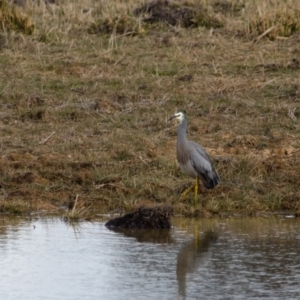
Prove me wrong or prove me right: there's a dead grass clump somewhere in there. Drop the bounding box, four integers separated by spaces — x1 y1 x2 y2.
105 205 173 229
88 13 142 35
133 0 223 29
0 0 34 34
216 154 272 195
11 171 38 183
262 83 300 103
13 0 26 7
20 109 46 121
26 95 45 107
63 194 91 222
249 9 300 40
0 199 33 214
226 135 257 148
281 193 300 211
212 0 244 16
255 59 300 73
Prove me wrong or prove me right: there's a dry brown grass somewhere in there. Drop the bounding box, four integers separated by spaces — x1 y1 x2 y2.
0 0 34 35
0 0 300 216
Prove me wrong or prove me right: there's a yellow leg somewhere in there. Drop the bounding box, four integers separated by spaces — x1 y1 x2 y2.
194 226 199 248
180 177 200 205
194 177 199 205
180 184 194 200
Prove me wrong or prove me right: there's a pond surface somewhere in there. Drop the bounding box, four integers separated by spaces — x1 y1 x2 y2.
1 216 300 299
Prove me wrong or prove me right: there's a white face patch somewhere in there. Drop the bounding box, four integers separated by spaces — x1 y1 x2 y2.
174 112 185 123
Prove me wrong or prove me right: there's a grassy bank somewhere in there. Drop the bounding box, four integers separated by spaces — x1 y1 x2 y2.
0 0 300 217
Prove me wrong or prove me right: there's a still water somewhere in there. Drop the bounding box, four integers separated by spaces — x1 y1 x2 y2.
1 216 300 300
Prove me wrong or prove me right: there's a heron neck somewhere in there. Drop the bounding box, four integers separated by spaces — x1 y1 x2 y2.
178 118 188 143
176 118 189 163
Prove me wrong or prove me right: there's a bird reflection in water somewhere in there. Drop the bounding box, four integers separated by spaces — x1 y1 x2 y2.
107 228 175 244
177 230 218 299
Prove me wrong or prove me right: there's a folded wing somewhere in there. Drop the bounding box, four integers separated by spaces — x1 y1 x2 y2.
188 141 220 189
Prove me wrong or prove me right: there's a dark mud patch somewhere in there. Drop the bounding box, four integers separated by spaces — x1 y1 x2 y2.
253 59 300 72
133 0 223 29
105 205 173 229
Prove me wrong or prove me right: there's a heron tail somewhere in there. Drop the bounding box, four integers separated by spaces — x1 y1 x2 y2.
202 169 220 189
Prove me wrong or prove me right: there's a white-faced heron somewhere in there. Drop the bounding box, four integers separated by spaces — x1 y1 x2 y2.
168 111 220 203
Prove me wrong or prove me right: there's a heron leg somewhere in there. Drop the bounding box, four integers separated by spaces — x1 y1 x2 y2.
194 177 200 205
194 226 199 248
180 184 194 200
180 177 200 204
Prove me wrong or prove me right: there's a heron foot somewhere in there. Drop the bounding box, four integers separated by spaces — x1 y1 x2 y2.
180 184 194 201
180 178 200 206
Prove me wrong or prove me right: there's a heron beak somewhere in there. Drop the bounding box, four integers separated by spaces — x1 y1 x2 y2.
168 115 176 121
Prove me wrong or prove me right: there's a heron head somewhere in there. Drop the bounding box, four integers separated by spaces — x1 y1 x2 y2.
168 111 186 123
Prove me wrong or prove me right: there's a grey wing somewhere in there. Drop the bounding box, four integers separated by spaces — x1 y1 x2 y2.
188 141 213 173
188 141 220 189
